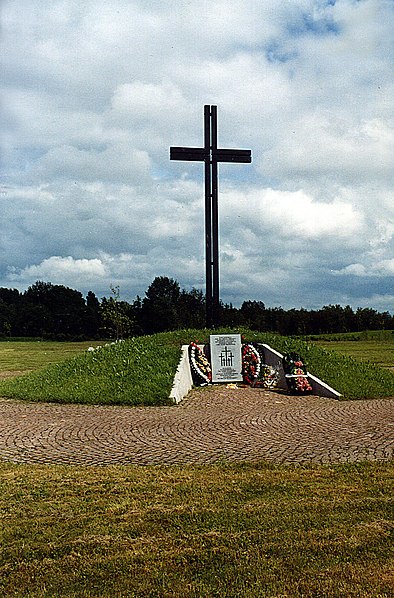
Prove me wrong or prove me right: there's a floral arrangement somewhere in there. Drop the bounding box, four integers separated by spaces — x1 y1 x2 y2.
260 365 279 389
282 352 313 394
188 342 212 386
188 340 279 391
242 343 280 388
242 343 261 385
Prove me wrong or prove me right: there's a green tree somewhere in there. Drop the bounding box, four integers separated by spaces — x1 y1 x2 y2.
23 281 86 338
0 289 20 336
178 288 205 329
84 291 101 338
141 276 181 333
240 300 266 330
100 286 134 340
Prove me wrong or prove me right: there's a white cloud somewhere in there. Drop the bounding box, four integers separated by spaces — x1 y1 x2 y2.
30 144 151 185
334 263 367 277
334 259 394 277
8 256 108 286
1 0 393 312
265 115 394 194
111 81 186 118
222 187 364 240
356 294 394 314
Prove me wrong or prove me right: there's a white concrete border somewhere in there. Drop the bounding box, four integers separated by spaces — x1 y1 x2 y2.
260 343 342 399
170 342 342 403
169 345 193 404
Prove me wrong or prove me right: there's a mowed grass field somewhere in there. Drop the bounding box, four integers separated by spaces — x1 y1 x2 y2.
0 339 104 378
1 461 393 597
309 330 394 371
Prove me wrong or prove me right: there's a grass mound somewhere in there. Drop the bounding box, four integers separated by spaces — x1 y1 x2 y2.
0 335 180 406
0 328 393 404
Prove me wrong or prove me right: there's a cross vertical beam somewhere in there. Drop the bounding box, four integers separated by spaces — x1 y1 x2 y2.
170 105 251 328
204 106 213 327
210 106 220 328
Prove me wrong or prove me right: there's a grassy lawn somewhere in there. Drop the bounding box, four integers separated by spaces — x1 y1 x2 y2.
306 330 394 369
1 329 394 403
1 461 393 598
312 340 393 369
309 332 394 371
0 335 181 406
0 340 104 377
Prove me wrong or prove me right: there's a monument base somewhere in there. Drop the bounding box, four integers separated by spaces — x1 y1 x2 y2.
170 343 342 403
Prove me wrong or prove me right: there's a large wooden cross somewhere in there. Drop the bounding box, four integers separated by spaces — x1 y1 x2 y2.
170 105 252 328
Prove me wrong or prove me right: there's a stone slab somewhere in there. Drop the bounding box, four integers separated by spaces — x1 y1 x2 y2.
210 334 242 383
169 345 192 404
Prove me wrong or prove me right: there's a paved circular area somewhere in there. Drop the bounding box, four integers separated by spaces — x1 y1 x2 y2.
0 387 393 465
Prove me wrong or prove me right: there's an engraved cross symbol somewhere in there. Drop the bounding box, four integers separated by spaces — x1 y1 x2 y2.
220 346 234 367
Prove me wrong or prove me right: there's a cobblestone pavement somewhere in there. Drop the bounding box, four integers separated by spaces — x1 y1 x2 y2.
1 387 393 465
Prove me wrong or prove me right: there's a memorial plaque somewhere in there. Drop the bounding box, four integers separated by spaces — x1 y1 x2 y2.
210 334 242 383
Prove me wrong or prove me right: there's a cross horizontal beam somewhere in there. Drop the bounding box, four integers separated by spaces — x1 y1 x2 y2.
170 147 207 161
170 147 251 164
214 149 251 163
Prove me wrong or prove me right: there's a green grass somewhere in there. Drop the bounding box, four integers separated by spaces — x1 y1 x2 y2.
0 335 181 406
1 461 393 597
0 328 394 404
258 332 394 400
307 330 394 342
307 330 394 371
312 340 394 370
0 340 104 374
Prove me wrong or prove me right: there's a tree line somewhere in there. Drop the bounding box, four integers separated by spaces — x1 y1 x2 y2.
0 277 393 340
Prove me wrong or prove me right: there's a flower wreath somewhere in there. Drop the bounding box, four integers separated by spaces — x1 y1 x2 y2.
260 364 279 389
242 343 261 385
282 352 313 394
188 342 212 386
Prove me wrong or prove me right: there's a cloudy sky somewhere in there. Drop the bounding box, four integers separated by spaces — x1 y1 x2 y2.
1 0 393 312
